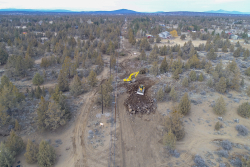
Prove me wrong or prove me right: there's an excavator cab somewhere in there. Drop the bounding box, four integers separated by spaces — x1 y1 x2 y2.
136 84 145 95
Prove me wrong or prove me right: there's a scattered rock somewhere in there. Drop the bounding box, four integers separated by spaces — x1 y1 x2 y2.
218 117 223 121
227 94 232 98
234 119 239 123
200 91 206 95
233 98 240 103
55 139 62 145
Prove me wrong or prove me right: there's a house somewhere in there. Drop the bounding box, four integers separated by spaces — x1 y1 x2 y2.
22 26 27 29
38 20 43 25
230 34 238 40
75 26 78 29
87 19 93 24
41 37 48 43
158 31 171 39
200 29 205 33
49 21 53 24
22 32 27 35
15 26 21 29
248 34 250 38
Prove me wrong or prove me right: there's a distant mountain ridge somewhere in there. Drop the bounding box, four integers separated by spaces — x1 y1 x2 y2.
0 8 250 15
0 8 140 14
205 9 250 15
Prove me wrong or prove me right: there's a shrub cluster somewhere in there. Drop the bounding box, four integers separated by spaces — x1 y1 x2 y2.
235 125 248 136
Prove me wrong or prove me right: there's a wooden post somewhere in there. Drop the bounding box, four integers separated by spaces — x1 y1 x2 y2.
101 84 103 114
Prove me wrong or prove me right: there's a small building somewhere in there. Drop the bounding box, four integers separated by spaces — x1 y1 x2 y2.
248 34 250 38
15 26 21 29
23 32 27 35
87 19 93 24
22 26 27 29
158 31 171 39
230 34 238 40
41 37 48 43
38 20 43 25
200 29 205 33
75 26 78 29
49 21 53 24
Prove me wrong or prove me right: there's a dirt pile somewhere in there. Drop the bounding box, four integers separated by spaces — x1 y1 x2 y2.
124 78 156 114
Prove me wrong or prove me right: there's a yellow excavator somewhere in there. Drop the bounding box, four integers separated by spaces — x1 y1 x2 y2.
123 71 139 82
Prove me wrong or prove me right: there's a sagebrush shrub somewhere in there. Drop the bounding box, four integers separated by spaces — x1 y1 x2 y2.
194 155 208 167
221 140 232 150
235 125 248 136
215 150 229 158
230 157 242 167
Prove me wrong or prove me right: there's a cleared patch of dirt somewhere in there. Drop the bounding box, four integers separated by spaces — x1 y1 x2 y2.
123 78 156 114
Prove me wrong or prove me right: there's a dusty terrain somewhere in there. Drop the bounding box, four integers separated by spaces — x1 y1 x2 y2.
2 27 250 167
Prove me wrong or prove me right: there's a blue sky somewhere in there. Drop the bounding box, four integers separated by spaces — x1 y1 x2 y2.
0 0 249 12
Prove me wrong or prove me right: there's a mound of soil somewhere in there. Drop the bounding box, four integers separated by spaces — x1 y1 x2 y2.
124 78 156 114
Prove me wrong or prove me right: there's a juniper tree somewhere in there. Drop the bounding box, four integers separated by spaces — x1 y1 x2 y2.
24 139 39 164
170 87 177 102
70 75 82 96
160 57 168 74
213 96 226 115
163 129 176 150
189 70 197 81
237 102 250 118
230 45 234 52
139 50 146 60
36 96 48 131
182 77 189 87
5 130 24 156
222 45 228 52
206 48 217 60
45 100 66 130
57 69 69 92
178 93 191 115
198 73 204 82
216 77 227 93
233 48 241 57
88 70 97 87
157 87 165 102
14 119 21 131
150 61 158 76
0 142 15 167
38 140 56 167
32 73 44 86
165 111 185 141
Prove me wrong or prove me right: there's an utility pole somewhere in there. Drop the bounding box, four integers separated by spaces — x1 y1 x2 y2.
101 84 103 114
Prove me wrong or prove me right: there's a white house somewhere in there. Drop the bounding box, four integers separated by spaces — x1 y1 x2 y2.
158 31 171 39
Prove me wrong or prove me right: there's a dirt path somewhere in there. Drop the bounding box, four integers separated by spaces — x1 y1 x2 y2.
116 94 164 167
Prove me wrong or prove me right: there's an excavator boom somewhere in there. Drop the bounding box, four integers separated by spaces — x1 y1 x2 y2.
123 71 139 82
